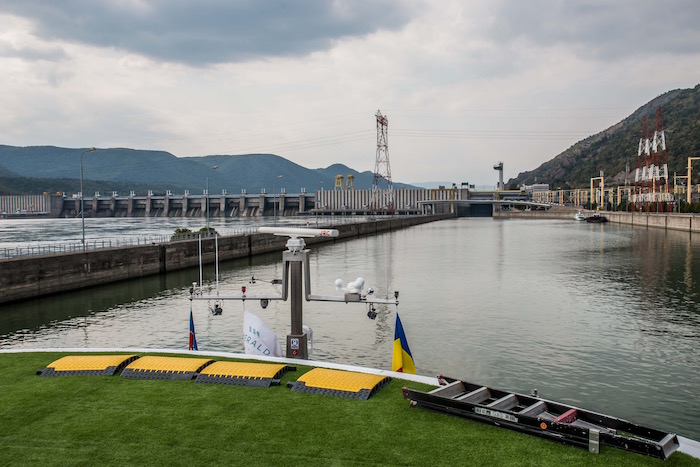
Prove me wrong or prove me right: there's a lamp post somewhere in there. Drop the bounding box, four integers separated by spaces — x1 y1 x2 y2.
274 175 283 226
206 165 218 234
590 175 604 211
320 181 324 216
80 147 96 250
687 157 700 205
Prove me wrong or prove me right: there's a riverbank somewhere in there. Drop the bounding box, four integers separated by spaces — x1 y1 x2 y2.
0 214 451 305
1 349 697 465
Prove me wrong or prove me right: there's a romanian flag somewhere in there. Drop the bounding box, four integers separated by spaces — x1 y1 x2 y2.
392 313 415 374
189 309 198 351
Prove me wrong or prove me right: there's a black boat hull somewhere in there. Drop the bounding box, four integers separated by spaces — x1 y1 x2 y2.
586 215 608 223
402 377 678 459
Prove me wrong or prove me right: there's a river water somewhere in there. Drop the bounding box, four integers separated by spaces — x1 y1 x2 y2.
1 216 699 440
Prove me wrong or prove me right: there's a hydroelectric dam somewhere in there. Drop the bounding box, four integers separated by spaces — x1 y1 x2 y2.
1 187 539 219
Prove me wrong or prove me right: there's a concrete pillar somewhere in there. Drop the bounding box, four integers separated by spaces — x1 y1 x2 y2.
239 196 246 217
164 193 170 216
258 195 265 217
182 195 188 217
49 194 64 217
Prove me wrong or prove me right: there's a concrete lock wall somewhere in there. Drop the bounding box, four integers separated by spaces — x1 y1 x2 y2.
497 208 700 233
0 215 452 304
605 211 700 232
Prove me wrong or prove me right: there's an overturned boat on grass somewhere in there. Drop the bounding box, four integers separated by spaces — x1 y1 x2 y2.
403 376 678 460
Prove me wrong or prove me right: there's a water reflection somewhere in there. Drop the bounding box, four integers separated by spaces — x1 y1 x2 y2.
1 218 700 439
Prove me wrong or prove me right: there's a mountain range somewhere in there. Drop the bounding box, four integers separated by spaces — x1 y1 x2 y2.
0 146 405 196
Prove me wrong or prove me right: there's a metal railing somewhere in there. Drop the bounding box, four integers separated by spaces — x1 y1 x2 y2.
0 227 259 260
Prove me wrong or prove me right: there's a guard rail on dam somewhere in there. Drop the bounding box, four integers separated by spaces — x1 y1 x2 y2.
0 214 452 305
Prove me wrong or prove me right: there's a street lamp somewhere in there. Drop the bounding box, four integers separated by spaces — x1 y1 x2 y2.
590 175 604 211
80 147 96 250
687 157 700 205
319 181 324 215
206 165 218 234
274 175 283 226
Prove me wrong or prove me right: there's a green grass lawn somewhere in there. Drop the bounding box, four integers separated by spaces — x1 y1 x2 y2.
0 352 697 466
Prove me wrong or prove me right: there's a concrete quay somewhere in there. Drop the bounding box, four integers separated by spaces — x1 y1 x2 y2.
495 208 700 233
604 211 700 232
0 214 452 305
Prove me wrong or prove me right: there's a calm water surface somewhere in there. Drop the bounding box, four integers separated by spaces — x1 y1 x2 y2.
1 217 699 439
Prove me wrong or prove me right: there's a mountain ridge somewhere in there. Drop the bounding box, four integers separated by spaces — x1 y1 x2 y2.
0 146 413 195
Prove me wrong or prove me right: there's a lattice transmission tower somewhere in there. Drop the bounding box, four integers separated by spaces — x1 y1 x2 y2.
632 116 651 212
651 107 672 211
371 110 394 214
632 107 671 212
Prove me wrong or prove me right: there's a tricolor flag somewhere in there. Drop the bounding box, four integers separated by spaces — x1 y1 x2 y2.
189 309 198 351
392 313 415 374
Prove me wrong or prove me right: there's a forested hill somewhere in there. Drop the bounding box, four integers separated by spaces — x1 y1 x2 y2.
0 147 409 195
507 84 700 189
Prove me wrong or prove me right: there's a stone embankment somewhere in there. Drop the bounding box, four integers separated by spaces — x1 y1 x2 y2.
495 207 700 232
0 215 452 305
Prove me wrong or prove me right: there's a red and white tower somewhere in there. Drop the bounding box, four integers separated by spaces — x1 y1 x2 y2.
651 107 671 211
633 107 670 212
371 110 394 214
633 116 651 211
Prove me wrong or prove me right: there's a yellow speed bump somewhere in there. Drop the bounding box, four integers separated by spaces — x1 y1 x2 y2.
121 356 213 381
196 361 295 387
37 355 139 377
288 368 391 400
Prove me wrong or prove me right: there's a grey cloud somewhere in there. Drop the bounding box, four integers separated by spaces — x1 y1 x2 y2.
0 40 67 62
1 0 418 66
487 0 700 60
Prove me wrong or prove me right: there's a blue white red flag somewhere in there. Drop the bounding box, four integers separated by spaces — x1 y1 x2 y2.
189 309 198 351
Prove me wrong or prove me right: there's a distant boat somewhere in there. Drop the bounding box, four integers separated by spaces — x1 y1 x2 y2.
586 214 608 223
0 209 49 219
574 211 586 221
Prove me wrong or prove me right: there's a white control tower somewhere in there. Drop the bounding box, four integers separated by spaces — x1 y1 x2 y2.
494 162 504 191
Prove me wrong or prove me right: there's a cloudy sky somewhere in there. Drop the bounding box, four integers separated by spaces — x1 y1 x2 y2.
1 1 699 186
